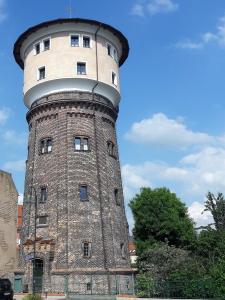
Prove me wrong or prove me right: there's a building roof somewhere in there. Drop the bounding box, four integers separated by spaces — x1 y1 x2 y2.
13 18 129 69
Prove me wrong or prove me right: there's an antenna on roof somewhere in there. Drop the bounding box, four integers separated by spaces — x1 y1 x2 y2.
67 0 73 18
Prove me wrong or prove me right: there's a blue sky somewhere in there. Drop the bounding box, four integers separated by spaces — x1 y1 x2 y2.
2 0 225 229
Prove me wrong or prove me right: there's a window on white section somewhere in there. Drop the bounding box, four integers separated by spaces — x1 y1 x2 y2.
112 72 117 86
34 43 40 55
38 67 45 80
113 48 118 62
71 35 79 47
77 62 86 75
43 39 50 51
107 44 112 56
83 36 90 48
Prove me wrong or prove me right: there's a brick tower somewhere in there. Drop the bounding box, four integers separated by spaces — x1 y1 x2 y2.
14 19 133 294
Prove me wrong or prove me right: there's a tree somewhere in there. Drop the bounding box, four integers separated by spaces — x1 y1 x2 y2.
204 192 225 230
129 187 196 252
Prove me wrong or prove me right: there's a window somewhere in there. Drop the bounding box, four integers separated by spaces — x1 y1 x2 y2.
43 39 50 51
114 188 120 206
38 67 45 80
121 243 126 259
112 72 117 86
40 138 53 154
113 49 118 62
71 35 79 47
107 141 116 157
77 62 86 75
87 283 91 291
35 43 40 55
107 44 112 56
82 241 91 257
74 137 90 151
83 36 90 48
40 187 47 203
37 216 48 226
80 185 88 201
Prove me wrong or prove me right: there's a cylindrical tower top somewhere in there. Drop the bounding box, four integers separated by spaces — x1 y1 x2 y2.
13 18 129 108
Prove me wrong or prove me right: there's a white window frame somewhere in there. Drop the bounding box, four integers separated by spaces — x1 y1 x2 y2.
77 61 87 75
82 35 92 48
70 33 80 47
42 37 51 51
37 66 46 81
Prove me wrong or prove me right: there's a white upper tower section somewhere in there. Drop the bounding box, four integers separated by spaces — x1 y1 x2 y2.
14 18 129 108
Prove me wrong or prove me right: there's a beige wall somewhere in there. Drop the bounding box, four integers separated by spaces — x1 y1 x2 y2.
23 30 120 94
0 171 18 276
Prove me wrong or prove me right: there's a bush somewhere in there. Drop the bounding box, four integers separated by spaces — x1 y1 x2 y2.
22 294 43 300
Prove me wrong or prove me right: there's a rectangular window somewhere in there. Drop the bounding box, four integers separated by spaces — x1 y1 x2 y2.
35 43 40 55
71 35 79 47
38 216 47 225
75 137 81 150
46 139 52 153
80 185 88 201
83 242 91 257
113 49 118 62
107 141 116 157
74 137 90 151
43 39 50 51
77 62 86 75
39 67 45 80
114 188 120 205
41 140 45 154
87 283 91 291
83 36 90 48
107 44 112 56
112 72 117 86
40 187 48 203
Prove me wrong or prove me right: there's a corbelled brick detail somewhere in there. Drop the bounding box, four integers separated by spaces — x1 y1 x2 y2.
21 92 133 293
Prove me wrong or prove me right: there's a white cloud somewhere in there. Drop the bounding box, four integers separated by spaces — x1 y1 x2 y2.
131 3 145 17
2 130 27 145
0 108 10 125
176 14 225 50
175 39 203 50
3 160 25 172
0 0 7 23
131 0 178 17
125 113 215 149
188 201 213 228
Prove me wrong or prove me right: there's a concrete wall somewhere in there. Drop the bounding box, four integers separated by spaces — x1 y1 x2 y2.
0 170 18 276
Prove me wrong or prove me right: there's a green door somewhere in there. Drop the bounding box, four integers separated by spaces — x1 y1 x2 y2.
14 278 22 293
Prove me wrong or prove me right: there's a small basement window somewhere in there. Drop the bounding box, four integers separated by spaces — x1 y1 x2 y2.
77 62 86 75
71 35 79 47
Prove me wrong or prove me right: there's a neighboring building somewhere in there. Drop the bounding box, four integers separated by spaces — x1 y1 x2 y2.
14 18 135 294
128 236 137 265
0 170 18 277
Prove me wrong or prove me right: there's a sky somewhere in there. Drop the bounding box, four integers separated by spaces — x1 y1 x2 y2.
2 0 225 230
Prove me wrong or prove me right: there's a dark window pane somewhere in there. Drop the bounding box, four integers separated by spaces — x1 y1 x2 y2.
77 63 86 75
114 189 119 205
83 37 90 48
87 283 91 291
80 185 88 201
41 140 45 154
35 43 40 54
83 242 89 257
39 67 45 80
38 216 47 225
46 139 52 152
107 44 111 56
71 35 79 47
83 138 89 151
40 187 47 203
44 39 50 51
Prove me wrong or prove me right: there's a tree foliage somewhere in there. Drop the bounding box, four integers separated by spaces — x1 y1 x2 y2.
204 192 225 230
129 187 196 252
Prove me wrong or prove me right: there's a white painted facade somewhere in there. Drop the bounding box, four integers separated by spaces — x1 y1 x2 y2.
17 22 125 108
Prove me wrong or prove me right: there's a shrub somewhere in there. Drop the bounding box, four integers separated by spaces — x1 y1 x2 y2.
22 294 43 300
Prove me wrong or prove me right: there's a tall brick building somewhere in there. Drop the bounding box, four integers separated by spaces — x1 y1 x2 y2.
14 18 134 294
0 170 18 277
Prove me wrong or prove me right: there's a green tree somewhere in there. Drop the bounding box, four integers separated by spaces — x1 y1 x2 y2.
204 192 225 230
129 187 196 253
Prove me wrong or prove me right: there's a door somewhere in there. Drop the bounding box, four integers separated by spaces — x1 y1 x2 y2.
33 259 44 292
